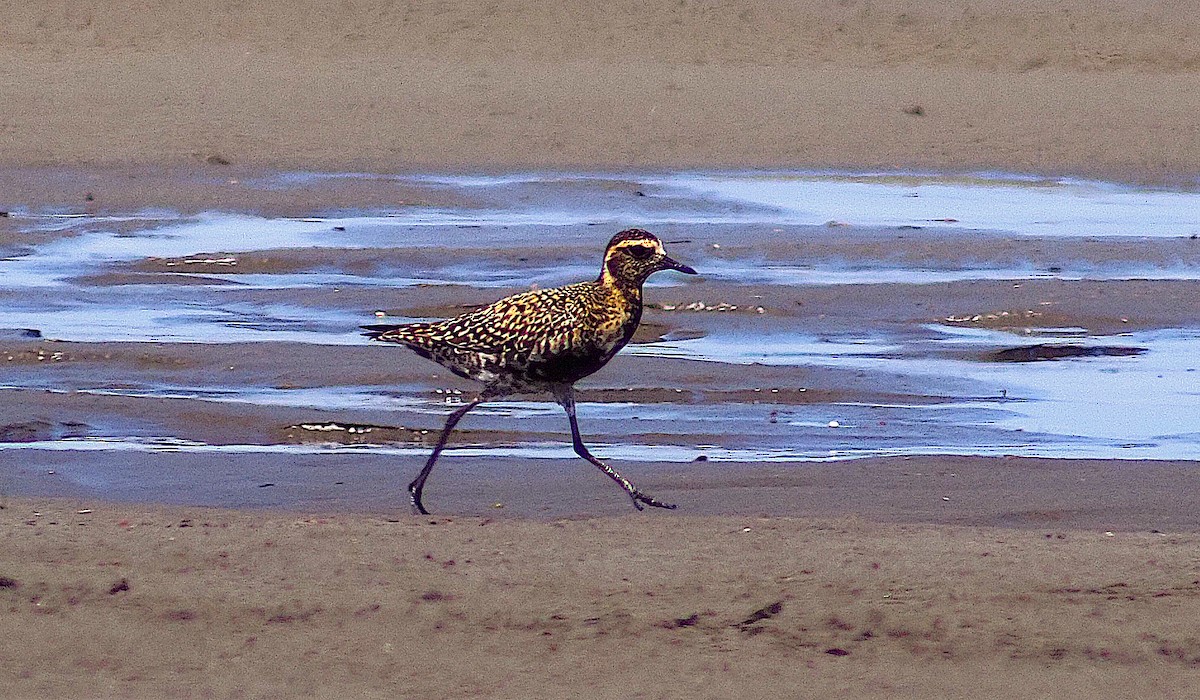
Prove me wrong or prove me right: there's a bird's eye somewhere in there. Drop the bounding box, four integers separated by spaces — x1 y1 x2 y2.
628 245 655 260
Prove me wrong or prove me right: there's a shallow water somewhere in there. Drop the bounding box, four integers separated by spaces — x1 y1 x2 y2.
3 172 1199 464
648 173 1200 237
632 326 1200 460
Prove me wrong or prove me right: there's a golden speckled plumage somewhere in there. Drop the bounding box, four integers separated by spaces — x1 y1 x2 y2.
363 228 697 515
366 280 638 391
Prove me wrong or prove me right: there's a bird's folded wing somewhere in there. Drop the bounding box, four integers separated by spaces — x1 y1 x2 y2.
439 304 585 356
436 287 599 356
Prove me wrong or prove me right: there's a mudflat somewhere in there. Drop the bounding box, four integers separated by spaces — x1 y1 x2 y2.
3 2 1200 698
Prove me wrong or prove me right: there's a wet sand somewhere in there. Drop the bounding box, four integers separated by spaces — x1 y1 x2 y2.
5 188 1200 700
4 1 1200 698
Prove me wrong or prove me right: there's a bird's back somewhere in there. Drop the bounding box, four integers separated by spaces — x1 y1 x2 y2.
364 280 641 390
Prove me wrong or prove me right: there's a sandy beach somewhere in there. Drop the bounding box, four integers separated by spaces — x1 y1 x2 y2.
5 499 1200 699
3 1 1200 698
3 0 1200 188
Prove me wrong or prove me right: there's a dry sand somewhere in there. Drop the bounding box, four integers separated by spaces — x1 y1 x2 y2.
3 0 1200 186
4 499 1200 700
3 1 1200 698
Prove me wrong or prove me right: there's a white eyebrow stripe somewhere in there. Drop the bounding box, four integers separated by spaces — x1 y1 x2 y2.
612 240 660 252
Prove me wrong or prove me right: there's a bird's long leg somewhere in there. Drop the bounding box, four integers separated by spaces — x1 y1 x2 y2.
409 396 486 515
553 385 676 511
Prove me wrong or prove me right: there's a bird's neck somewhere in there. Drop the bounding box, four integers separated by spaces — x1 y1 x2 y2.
594 271 644 350
600 258 648 293
598 265 644 306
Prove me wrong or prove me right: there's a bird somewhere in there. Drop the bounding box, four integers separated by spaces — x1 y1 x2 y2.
362 228 697 515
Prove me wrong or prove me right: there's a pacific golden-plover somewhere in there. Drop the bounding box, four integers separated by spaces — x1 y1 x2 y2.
362 228 697 514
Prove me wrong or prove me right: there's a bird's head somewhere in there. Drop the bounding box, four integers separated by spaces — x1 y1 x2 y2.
599 228 697 288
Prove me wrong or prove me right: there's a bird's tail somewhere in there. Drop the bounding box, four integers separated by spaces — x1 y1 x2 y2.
361 323 407 341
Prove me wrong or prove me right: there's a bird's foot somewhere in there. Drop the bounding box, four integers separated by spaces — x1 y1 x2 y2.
409 485 431 515
631 490 677 511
